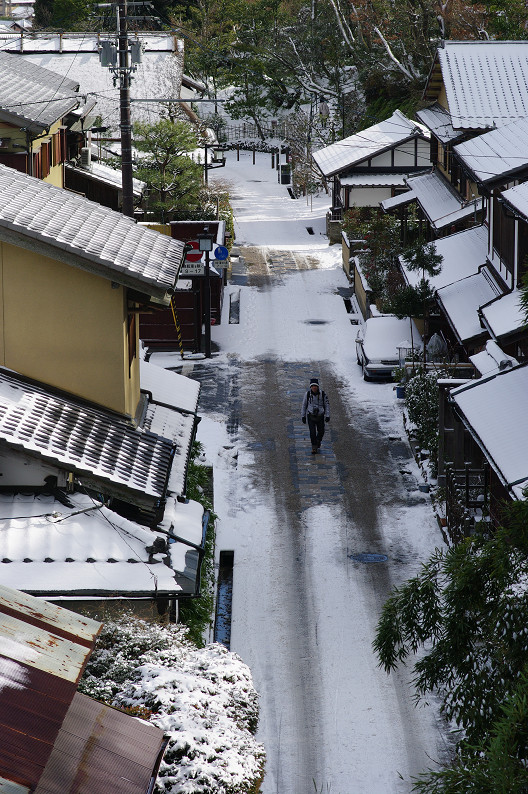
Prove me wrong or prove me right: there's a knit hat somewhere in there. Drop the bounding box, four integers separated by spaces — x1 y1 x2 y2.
309 378 319 387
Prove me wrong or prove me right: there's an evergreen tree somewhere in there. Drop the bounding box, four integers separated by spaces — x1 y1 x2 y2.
373 499 528 785
133 119 203 222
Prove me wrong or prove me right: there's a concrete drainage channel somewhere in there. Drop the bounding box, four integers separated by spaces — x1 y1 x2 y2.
214 550 234 649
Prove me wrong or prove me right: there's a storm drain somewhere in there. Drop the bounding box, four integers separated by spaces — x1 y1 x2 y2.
214 551 234 649
306 226 315 235
348 552 388 563
304 319 329 325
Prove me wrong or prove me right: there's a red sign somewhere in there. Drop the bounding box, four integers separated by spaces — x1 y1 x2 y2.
185 240 203 263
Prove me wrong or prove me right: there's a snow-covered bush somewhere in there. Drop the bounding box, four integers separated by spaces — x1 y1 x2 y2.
80 615 265 794
404 369 440 476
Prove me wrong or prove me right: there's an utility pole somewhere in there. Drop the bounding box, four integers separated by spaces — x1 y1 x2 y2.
118 0 134 217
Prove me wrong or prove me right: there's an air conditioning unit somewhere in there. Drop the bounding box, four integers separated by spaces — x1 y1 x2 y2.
81 147 91 168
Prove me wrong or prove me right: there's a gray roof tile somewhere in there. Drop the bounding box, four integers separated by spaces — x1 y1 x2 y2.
0 369 175 499
0 50 79 128
0 165 184 295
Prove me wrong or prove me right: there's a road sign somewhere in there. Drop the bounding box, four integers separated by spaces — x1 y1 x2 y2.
185 240 203 263
214 245 229 261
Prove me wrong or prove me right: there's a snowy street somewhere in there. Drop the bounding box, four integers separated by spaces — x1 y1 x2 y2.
152 151 449 793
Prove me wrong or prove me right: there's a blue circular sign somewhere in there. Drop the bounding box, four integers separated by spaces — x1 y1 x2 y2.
214 245 229 261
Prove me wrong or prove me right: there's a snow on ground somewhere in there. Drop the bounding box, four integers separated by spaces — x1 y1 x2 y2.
155 149 449 792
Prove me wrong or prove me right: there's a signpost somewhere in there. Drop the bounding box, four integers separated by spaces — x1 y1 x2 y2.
180 240 204 277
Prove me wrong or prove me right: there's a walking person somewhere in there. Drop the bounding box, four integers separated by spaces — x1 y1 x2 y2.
301 377 330 454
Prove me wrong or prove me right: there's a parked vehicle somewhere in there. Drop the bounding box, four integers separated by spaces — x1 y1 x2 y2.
355 316 422 381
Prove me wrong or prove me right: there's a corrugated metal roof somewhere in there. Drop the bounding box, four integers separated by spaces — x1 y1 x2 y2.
0 368 175 500
0 493 191 597
0 584 101 791
416 103 463 144
439 41 528 130
454 117 528 184
34 692 166 794
313 110 428 177
0 165 184 299
450 363 528 498
405 170 481 230
0 50 78 130
0 584 101 646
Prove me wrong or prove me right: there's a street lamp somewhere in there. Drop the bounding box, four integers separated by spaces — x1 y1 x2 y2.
198 229 215 358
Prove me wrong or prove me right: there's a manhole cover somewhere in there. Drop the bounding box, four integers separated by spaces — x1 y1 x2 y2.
304 319 328 325
348 553 388 563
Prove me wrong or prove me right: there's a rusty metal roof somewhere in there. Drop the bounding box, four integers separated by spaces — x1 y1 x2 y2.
0 584 101 648
34 692 166 794
0 585 102 792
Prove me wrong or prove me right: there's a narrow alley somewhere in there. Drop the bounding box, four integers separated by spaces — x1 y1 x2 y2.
171 152 450 793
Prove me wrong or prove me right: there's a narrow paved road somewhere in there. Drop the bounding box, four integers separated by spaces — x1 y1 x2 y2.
191 247 448 793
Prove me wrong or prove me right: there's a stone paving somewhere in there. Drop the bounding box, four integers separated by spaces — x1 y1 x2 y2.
283 361 345 506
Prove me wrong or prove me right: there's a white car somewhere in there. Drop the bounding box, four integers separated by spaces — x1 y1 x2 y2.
355 315 422 381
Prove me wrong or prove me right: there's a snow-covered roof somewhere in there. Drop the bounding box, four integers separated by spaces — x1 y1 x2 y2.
312 110 428 177
500 180 528 220
380 189 417 211
65 161 145 197
470 340 518 378
0 164 184 300
0 33 185 133
450 363 528 499
436 267 502 343
141 358 200 414
0 492 201 595
436 41 528 130
405 170 481 230
0 49 79 131
454 118 528 185
480 289 526 340
0 368 176 501
339 173 409 188
415 102 463 144
400 225 488 291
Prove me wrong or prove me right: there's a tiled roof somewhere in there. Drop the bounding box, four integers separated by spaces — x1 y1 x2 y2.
312 110 428 177
454 118 528 184
450 363 528 500
0 50 79 129
0 33 185 134
438 41 528 130
0 164 184 298
416 103 463 144
405 170 481 230
0 493 199 595
144 403 195 496
0 368 175 500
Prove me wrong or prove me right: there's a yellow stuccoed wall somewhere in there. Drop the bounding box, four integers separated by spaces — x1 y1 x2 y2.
0 242 141 417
